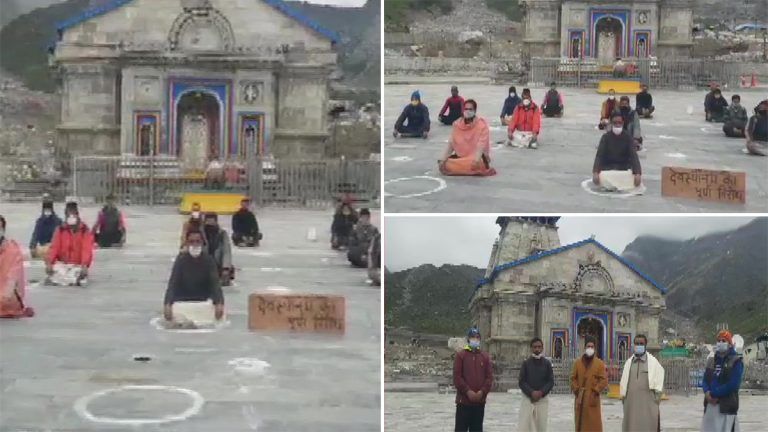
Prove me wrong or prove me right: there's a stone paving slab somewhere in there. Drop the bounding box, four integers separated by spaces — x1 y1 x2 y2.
384 84 768 213
0 204 381 431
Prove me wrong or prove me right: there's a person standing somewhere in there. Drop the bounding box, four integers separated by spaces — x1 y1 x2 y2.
701 330 744 432
570 337 607 432
620 334 664 432
518 337 554 432
453 327 493 432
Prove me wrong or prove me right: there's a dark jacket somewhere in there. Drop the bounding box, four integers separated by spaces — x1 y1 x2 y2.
500 94 522 118
232 208 259 235
395 103 431 132
724 105 749 126
748 113 768 141
518 356 555 400
593 130 642 174
702 349 743 415
706 95 728 115
453 347 493 406
164 252 224 305
332 213 358 237
635 91 653 109
29 213 62 248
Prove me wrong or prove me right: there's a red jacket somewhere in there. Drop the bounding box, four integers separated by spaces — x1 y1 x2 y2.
47 223 94 267
453 347 494 405
508 103 541 134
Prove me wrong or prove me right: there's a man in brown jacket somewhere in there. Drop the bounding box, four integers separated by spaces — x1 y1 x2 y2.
453 327 493 432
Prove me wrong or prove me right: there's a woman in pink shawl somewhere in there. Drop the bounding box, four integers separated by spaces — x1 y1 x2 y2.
0 215 34 318
438 99 496 176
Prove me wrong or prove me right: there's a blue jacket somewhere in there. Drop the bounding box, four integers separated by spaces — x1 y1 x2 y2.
29 213 62 248
501 95 521 118
701 348 743 398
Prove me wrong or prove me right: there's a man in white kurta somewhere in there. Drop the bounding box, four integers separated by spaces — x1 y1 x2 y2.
620 334 664 432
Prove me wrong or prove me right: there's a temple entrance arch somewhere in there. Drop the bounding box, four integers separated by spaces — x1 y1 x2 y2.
594 16 624 63
577 316 605 359
175 90 221 172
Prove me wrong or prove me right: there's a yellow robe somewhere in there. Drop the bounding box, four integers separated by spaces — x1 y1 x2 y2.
570 356 608 432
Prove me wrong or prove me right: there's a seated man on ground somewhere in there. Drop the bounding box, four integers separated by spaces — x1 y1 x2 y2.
705 88 728 123
618 96 643 151
93 193 126 248
29 198 61 259
723 94 749 138
393 91 430 138
541 82 564 118
439 99 496 176
331 200 358 250
635 84 655 118
746 99 768 156
347 209 379 269
46 202 94 286
231 198 261 247
598 89 618 130
368 232 381 286
180 202 207 250
438 85 465 126
500 86 521 126
508 89 542 149
592 112 642 191
0 215 35 318
203 213 234 287
163 230 224 328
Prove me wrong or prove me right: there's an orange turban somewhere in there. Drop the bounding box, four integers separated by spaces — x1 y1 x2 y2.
717 330 733 345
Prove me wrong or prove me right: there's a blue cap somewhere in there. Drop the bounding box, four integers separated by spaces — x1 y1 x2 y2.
411 90 421 101
467 327 480 338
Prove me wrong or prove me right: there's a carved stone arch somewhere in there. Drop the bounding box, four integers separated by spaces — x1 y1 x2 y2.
573 263 615 294
169 2 235 52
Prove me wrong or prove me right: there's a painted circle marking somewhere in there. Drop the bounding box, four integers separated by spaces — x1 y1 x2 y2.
265 286 292 292
383 176 447 199
73 385 204 426
580 179 646 198
149 317 231 333
390 156 413 162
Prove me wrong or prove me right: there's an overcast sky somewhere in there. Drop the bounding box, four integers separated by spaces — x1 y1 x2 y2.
384 216 759 271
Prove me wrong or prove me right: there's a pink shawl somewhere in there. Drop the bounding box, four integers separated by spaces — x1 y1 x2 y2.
450 117 490 158
0 239 30 318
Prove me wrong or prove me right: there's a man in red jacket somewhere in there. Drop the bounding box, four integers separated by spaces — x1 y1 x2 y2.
453 327 493 432
46 202 94 286
507 88 542 149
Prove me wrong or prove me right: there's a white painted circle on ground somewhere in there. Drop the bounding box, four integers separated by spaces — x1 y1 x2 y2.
149 317 231 333
700 126 720 135
665 152 687 158
658 135 680 140
73 385 204 426
260 267 282 272
383 176 447 199
228 358 271 377
265 286 292 292
387 143 417 149
580 179 646 198
390 156 413 162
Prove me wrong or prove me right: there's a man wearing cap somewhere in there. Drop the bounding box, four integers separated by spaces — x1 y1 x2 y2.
347 208 379 268
46 202 94 286
93 193 126 248
393 91 431 139
541 82 564 118
231 198 261 247
1 215 35 318
620 334 664 432
453 327 493 432
438 86 465 126
701 330 744 432
202 213 234 286
29 197 61 259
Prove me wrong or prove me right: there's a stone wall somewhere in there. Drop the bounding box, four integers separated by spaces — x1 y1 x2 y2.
384 57 498 76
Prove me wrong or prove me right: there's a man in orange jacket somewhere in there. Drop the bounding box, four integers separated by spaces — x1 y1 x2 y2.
507 88 542 149
46 202 94 286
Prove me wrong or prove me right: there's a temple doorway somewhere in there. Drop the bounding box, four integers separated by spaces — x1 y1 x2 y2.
176 91 220 172
595 16 623 63
577 316 605 359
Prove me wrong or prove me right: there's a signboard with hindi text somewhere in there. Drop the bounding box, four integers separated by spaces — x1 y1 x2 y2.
661 167 746 204
248 293 345 334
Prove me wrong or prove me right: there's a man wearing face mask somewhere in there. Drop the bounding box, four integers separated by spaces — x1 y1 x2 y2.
508 88 541 149
202 213 233 286
46 202 94 286
745 99 768 156
29 198 61 259
393 91 431 139
518 337 554 432
541 82 564 118
500 85 521 125
620 334 664 432
453 327 493 432
439 85 465 126
598 89 618 130
618 96 643 150
570 337 607 432
180 202 207 250
701 330 744 432
592 112 642 191
705 89 729 123
231 198 261 247
331 199 358 250
722 95 748 138
439 99 496 176
163 230 225 326
635 84 655 119
347 208 379 268
0 215 35 318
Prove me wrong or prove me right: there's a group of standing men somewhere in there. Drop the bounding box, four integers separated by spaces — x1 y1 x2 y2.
453 328 744 432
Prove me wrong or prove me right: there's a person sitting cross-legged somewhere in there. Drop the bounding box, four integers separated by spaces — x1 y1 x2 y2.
598 89 618 130
705 88 729 123
439 99 496 176
163 230 225 328
508 89 542 149
393 91 431 139
618 96 643 151
592 112 643 192
331 200 358 250
231 198 261 247
202 213 234 287
635 84 655 119
438 85 465 126
368 233 381 287
0 215 35 318
29 198 61 259
723 94 749 138
46 202 94 286
347 209 379 269
746 99 768 156
541 82 564 118
93 193 126 248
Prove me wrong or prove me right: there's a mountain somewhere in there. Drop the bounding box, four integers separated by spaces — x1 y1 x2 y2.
622 218 768 340
385 264 485 336
0 0 379 92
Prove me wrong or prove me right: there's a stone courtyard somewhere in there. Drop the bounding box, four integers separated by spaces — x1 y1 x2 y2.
384 83 768 213
0 203 380 431
385 391 768 432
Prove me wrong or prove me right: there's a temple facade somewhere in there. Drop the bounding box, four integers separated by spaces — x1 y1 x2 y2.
52 0 339 168
521 0 695 61
470 217 666 363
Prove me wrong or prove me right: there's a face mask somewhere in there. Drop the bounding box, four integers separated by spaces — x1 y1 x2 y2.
463 110 476 119
608 95 615 100
523 99 531 107
714 95 721 99
532 353 543 359
585 348 595 357
732 102 740 107
716 342 729 353
510 92 516 97
469 340 480 349
612 126 623 135
43 210 52 217
67 216 77 225
191 211 200 219
189 246 203 257
634 345 646 356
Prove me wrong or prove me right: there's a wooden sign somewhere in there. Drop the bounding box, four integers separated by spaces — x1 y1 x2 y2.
661 167 746 204
248 293 345 334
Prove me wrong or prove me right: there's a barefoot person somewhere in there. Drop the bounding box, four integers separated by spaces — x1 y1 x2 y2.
0 215 35 318
46 202 94 286
593 112 642 191
439 99 496 176
571 337 607 432
393 91 431 138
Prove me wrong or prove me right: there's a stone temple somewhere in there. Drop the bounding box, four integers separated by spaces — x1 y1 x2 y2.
51 0 339 167
470 217 666 363
521 0 695 61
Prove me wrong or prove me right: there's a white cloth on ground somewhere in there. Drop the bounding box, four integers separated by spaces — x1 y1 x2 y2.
509 131 535 148
172 300 217 326
50 263 83 286
701 402 740 432
518 395 549 432
599 170 636 192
